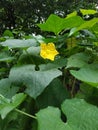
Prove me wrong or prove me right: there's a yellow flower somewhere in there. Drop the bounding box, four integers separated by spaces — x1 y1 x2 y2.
40 42 59 61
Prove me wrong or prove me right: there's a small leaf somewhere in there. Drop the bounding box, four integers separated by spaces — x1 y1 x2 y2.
66 11 77 18
3 30 14 38
80 9 97 15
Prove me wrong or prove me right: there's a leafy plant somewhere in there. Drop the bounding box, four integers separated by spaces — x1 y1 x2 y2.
0 9 98 129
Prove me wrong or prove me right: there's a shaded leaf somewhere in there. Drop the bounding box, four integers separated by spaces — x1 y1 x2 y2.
0 93 26 119
36 78 69 109
0 52 15 62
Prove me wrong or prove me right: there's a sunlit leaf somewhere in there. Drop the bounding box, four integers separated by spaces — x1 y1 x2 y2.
37 14 84 35
80 9 97 15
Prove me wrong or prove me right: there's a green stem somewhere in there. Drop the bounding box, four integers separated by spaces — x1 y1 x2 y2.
15 108 37 120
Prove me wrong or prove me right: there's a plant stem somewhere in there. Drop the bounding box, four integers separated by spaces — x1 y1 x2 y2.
15 108 37 120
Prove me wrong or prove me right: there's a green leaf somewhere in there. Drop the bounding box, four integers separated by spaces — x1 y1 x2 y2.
69 18 98 36
0 52 15 62
62 98 98 130
66 52 90 68
63 16 84 30
66 11 77 18
0 78 19 98
77 18 98 30
18 46 45 65
0 111 19 130
9 64 62 98
3 30 14 38
36 78 69 109
76 83 98 106
36 107 69 130
36 98 98 130
0 93 26 119
0 39 38 48
37 14 65 35
80 9 97 15
70 64 98 87
92 23 98 34
37 14 84 35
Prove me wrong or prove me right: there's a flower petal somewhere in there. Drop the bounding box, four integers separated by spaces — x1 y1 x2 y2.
40 43 59 61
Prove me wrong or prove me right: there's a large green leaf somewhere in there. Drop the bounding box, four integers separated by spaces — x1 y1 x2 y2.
0 93 26 119
0 39 38 48
62 98 98 130
37 14 84 35
70 64 98 87
36 98 98 130
9 63 62 98
37 14 65 35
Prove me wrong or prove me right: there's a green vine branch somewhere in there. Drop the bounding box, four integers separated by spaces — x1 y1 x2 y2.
15 108 37 120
